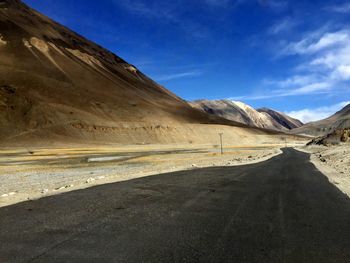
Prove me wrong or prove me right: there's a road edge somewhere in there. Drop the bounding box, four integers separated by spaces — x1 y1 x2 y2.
294 147 350 198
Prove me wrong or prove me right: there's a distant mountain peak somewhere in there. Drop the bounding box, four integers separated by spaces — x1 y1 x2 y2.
190 99 303 131
292 103 350 137
257 108 303 130
337 103 350 116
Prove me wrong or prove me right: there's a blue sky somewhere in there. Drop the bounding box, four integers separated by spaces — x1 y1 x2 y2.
23 0 350 122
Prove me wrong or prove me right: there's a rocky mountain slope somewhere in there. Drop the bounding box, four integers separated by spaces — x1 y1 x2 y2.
292 104 350 137
257 108 303 130
307 128 350 145
190 100 303 131
0 0 260 146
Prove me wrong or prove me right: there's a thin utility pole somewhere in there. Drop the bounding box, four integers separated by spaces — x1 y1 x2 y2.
219 133 223 155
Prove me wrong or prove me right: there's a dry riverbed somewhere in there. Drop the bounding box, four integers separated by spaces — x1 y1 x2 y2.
0 144 284 207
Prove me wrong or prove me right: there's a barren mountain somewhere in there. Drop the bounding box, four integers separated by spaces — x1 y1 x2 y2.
190 100 302 131
0 0 260 146
306 128 350 145
257 108 303 130
292 104 350 137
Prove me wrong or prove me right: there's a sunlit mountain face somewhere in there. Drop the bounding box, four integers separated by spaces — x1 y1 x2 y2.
23 0 350 119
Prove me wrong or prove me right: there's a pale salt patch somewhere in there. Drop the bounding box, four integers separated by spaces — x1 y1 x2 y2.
87 156 126 163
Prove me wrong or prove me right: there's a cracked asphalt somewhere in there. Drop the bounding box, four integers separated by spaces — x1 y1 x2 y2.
1 148 350 262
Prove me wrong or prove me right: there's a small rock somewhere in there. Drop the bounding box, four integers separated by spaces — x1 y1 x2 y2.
97 176 105 180
320 157 326 162
54 186 65 191
41 189 49 194
8 192 16 196
1 194 8 197
86 178 95 183
65 184 74 188
191 164 197 168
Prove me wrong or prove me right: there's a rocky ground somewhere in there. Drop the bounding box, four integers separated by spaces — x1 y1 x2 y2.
0 143 287 207
297 144 350 197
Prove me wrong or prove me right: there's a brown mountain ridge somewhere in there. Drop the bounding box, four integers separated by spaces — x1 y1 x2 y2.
1 0 286 146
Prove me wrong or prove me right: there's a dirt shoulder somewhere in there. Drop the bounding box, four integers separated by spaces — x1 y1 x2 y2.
296 144 350 197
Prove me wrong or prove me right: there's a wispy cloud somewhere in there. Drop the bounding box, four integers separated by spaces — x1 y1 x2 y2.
207 0 289 9
205 0 232 7
114 0 173 19
237 27 350 101
268 17 298 35
258 0 289 11
282 29 350 82
327 2 350 13
155 71 202 81
282 30 350 55
113 0 211 40
286 101 350 123
229 81 332 101
263 75 317 88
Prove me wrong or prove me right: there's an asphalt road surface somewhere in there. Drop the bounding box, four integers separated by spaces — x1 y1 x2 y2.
1 148 350 263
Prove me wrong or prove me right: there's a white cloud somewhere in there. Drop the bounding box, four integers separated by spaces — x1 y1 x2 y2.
268 17 298 35
155 71 202 81
229 94 276 100
328 3 350 13
283 30 350 55
234 76 332 101
264 75 317 88
336 64 350 79
280 82 331 95
245 28 350 101
286 101 350 123
114 0 177 19
308 44 350 81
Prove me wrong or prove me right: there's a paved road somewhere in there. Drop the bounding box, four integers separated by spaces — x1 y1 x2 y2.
1 148 350 263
